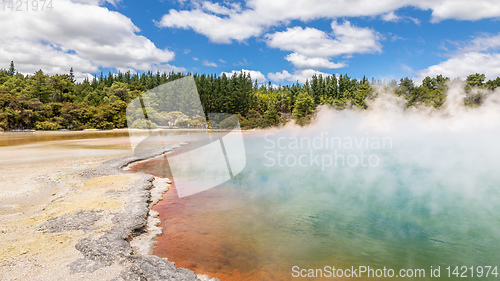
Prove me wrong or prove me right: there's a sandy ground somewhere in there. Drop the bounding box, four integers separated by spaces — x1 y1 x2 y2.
0 135 215 281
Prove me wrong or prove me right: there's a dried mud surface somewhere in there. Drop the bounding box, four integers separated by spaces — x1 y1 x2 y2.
0 138 217 281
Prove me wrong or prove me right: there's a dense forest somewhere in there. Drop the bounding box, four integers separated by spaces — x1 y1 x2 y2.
1 61 500 131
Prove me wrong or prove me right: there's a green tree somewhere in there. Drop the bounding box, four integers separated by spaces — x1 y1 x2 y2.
292 91 315 119
0 70 9 85
69 67 75 84
1 74 28 96
464 73 487 106
245 109 264 128
7 61 16 77
466 73 486 88
49 74 72 102
263 107 280 127
352 82 372 109
30 70 52 102
485 77 500 91
324 75 338 100
107 82 131 103
397 77 415 96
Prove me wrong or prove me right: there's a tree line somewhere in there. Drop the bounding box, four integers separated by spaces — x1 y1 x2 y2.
1 61 499 131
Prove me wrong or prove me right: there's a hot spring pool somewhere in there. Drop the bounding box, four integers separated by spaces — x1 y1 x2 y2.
129 107 500 280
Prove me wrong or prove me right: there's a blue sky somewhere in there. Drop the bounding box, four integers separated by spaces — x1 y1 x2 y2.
2 0 500 84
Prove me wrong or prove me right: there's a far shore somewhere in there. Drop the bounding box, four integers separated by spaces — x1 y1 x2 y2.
0 128 251 148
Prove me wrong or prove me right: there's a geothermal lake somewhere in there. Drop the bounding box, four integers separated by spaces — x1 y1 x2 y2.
130 105 500 280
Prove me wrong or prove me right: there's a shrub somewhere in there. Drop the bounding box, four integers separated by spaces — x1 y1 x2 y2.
35 121 62 131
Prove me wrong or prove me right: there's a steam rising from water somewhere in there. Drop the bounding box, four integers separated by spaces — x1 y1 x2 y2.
151 81 500 280
240 82 500 270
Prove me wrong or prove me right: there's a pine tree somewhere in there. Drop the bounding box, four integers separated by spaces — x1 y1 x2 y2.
292 91 315 119
7 61 16 77
310 74 319 103
69 67 75 83
31 70 52 102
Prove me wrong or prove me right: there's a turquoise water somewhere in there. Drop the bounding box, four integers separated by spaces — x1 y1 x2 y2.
228 129 500 279
142 108 500 280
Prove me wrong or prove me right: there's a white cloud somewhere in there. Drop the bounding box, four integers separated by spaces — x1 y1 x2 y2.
0 39 97 75
156 8 263 43
416 33 500 82
410 17 421 25
268 69 331 83
382 11 400 22
265 21 381 69
285 54 346 69
193 57 199 61
462 33 500 52
115 67 138 74
149 64 187 74
157 0 500 43
201 1 241 15
203 60 218 67
414 0 500 23
221 69 267 83
381 11 420 24
0 0 182 80
266 21 381 58
268 70 294 82
416 52 500 82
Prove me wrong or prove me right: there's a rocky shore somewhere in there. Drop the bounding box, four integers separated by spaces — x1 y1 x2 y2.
0 138 217 281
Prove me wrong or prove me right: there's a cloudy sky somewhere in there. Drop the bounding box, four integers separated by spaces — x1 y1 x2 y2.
1 0 500 83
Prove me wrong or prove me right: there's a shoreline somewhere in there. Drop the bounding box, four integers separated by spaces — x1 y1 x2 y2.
0 137 218 281
79 147 218 280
